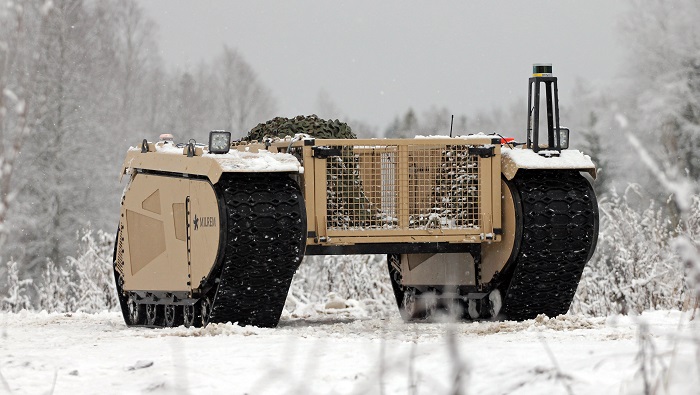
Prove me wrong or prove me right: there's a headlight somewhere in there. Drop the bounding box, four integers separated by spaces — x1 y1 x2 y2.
559 128 570 150
208 130 231 154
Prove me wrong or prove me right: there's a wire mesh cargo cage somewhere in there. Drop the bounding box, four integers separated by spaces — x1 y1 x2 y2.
279 137 502 245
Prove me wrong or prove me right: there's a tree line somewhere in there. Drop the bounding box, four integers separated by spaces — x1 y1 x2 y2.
0 0 276 283
1 0 699 311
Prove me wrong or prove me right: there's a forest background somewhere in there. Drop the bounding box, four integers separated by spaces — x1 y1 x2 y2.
0 0 699 317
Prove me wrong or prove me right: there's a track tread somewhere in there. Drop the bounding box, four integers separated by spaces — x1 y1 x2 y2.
208 174 306 327
502 170 597 320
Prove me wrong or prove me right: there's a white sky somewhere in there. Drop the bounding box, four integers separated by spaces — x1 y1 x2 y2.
142 1 627 129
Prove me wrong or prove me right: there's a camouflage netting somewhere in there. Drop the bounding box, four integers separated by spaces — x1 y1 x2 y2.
245 114 356 141
325 152 381 229
248 115 378 229
417 147 480 228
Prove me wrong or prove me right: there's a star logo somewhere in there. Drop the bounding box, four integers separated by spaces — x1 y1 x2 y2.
193 214 199 230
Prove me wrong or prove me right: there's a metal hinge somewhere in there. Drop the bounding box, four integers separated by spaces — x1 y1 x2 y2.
312 146 342 159
468 146 495 158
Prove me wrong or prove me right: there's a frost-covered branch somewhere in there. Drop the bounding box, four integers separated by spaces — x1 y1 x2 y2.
628 135 700 299
571 186 695 316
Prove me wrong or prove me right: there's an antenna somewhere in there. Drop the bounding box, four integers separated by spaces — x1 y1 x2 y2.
449 114 454 138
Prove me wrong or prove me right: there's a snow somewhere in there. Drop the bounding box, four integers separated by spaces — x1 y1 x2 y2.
615 113 629 129
1 309 698 394
414 133 495 141
207 150 301 173
13 99 24 114
40 0 54 16
132 142 303 173
0 161 9 176
414 134 453 139
501 147 596 180
2 88 18 103
501 147 595 169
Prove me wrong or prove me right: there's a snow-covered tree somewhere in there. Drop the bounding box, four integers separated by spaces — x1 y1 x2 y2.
563 79 629 197
0 2 47 254
384 99 526 140
621 0 700 181
314 89 379 138
7 0 115 273
385 108 419 138
214 46 277 134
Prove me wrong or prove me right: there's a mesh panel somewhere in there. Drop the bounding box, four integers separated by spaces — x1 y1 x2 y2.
289 146 304 165
325 144 480 231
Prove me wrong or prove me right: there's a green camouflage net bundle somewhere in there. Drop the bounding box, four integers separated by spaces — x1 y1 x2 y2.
245 114 356 141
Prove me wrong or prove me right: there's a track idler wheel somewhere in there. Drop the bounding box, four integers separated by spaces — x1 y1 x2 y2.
183 304 198 328
387 254 437 321
200 296 212 327
127 295 145 325
164 305 182 327
401 288 436 320
467 299 480 320
145 304 161 326
488 289 503 318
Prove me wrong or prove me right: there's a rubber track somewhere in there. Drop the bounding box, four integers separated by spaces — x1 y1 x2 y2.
208 174 306 327
501 170 598 320
112 227 131 325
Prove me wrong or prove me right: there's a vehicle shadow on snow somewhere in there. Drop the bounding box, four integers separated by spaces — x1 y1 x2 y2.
278 317 362 327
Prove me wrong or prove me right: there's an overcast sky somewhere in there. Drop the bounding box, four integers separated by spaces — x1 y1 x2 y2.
142 1 627 130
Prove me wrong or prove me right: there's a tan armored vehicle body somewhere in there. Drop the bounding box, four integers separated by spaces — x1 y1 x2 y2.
113 65 599 327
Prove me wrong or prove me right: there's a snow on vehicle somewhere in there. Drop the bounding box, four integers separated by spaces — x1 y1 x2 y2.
112 64 598 327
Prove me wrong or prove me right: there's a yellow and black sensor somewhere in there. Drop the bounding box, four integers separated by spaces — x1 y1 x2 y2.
532 63 553 77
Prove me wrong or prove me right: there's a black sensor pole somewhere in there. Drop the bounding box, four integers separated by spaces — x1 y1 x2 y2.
527 63 561 153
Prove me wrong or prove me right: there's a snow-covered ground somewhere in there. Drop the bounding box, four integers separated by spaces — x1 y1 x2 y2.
1 307 698 394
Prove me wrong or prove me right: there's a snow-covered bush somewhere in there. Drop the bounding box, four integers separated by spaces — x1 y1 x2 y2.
0 259 33 312
572 187 696 316
676 195 700 299
35 229 118 313
67 229 120 312
288 255 396 318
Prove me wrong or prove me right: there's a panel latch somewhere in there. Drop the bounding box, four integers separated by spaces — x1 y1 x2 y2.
468 146 495 158
312 146 342 159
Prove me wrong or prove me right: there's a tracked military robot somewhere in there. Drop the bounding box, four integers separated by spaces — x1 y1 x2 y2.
113 64 598 327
